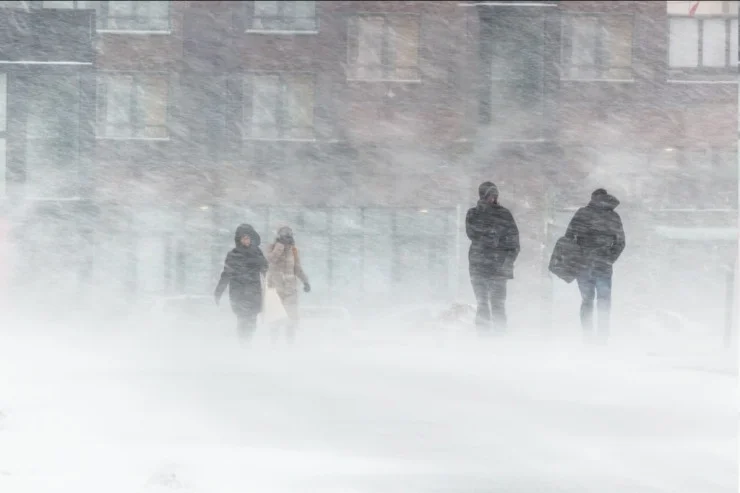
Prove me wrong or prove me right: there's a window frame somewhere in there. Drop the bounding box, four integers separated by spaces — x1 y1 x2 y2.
483 12 546 141
667 14 738 81
41 1 87 8
0 73 5 199
0 1 33 8
560 13 636 82
0 73 6 136
94 1 171 34
346 12 422 83
242 71 317 142
245 1 318 34
96 71 171 141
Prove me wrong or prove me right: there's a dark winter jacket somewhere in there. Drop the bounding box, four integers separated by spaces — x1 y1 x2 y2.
565 192 625 276
214 224 268 318
466 200 520 279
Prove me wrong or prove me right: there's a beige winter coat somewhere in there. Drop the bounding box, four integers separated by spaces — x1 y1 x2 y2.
266 242 309 295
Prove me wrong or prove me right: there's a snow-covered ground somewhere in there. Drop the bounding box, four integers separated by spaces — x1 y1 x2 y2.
0 316 736 493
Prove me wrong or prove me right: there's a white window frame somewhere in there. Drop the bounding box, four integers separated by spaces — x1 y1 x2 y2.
668 14 738 82
41 1 86 8
0 1 31 9
61 1 172 34
560 14 635 82
242 72 317 142
246 1 318 34
346 13 422 83
96 72 171 141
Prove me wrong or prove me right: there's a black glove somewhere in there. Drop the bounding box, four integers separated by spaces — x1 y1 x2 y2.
303 283 311 293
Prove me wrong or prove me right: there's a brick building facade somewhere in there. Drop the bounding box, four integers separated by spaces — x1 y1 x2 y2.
0 1 736 324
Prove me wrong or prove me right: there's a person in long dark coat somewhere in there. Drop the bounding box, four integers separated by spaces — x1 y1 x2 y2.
466 182 520 332
565 188 626 340
215 224 268 341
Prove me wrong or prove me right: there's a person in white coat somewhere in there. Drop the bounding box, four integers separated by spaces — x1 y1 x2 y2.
266 226 310 342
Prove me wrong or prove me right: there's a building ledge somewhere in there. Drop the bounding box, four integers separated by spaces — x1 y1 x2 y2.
245 29 318 35
346 78 422 84
96 137 170 142
98 30 171 35
561 78 635 83
667 79 738 85
244 137 317 143
0 60 92 65
458 2 557 6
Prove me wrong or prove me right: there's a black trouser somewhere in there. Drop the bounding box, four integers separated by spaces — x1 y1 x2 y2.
471 275 508 331
576 271 612 338
236 315 257 342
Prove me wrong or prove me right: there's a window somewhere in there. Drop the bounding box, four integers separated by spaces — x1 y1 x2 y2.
363 209 393 297
348 15 420 81
0 74 5 135
243 73 315 140
25 74 80 199
647 147 737 208
0 1 30 8
561 15 634 80
669 15 738 80
136 236 169 294
330 208 363 302
0 74 5 198
81 1 170 32
486 14 545 140
97 73 169 139
394 209 452 303
248 1 316 32
42 1 86 8
181 209 214 295
301 234 329 301
93 209 133 298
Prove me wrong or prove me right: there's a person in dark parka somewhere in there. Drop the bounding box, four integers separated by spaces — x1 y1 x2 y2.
215 224 269 341
565 188 626 340
466 182 520 332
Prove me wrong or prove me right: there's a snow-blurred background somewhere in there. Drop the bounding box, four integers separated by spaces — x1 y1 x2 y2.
0 1 737 492
0 0 736 337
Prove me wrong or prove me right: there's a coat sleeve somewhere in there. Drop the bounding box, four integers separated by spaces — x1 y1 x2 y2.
293 247 309 285
565 208 587 241
465 208 481 241
214 252 234 302
506 211 520 263
267 242 285 265
610 214 626 264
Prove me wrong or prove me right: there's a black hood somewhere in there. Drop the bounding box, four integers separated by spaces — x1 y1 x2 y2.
589 193 620 211
234 223 261 247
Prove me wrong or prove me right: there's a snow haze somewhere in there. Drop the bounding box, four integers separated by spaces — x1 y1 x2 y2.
0 319 736 493
0 1 737 492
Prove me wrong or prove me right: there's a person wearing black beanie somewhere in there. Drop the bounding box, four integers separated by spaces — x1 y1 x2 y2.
466 181 520 333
